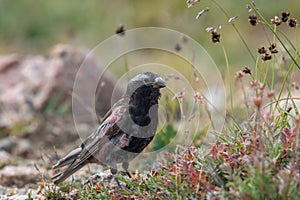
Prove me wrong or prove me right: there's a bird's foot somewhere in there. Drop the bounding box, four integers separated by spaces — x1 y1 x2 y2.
114 176 122 189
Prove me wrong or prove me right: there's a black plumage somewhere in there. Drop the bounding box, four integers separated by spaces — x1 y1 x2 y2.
51 72 166 185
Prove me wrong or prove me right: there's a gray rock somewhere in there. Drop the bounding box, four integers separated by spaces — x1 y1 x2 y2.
0 150 11 163
0 185 6 195
0 44 124 129
0 137 33 157
0 137 17 152
0 165 40 187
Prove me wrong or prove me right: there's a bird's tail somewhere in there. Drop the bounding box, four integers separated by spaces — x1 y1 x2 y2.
52 147 82 169
52 161 86 184
51 147 84 184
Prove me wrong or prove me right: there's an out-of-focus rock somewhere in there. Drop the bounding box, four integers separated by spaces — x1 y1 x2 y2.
0 137 33 158
0 54 20 72
0 187 33 200
0 165 41 187
0 150 11 165
0 185 5 195
13 138 33 157
6 194 28 200
0 137 17 152
268 88 300 126
0 44 124 132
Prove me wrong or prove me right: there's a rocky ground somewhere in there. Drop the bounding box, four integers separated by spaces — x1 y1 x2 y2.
0 44 124 199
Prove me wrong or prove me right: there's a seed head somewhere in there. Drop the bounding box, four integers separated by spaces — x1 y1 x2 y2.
242 66 252 75
253 96 262 107
269 43 276 50
187 0 201 8
250 80 259 89
258 46 267 54
267 91 274 99
259 83 265 90
115 24 125 36
249 15 258 26
228 16 238 23
195 8 210 19
281 12 290 22
271 49 278 54
271 16 281 26
194 91 203 102
288 18 298 28
262 52 272 61
269 43 278 54
206 27 215 32
234 70 244 79
211 31 220 43
286 107 292 113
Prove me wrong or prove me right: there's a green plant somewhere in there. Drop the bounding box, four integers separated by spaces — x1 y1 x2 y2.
80 185 111 200
41 184 67 200
150 124 177 151
41 1 300 199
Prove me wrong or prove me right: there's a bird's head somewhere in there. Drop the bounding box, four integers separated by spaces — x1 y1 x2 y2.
124 72 166 126
125 72 166 98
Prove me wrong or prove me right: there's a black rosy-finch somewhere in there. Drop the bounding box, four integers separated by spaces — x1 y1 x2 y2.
52 72 166 185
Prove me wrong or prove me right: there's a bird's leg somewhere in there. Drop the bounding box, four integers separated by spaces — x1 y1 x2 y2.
110 168 121 188
122 162 132 178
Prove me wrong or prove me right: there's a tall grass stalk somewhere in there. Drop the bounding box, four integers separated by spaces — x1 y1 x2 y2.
247 0 300 70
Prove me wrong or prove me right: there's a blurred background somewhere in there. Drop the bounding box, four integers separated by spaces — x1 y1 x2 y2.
0 0 300 195
0 0 299 65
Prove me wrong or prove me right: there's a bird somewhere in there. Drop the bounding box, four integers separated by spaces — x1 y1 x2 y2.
51 72 166 186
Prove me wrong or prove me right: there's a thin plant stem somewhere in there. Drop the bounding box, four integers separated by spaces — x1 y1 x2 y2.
263 60 270 86
211 0 256 63
255 56 260 80
239 78 250 121
259 60 264 82
119 36 130 79
275 54 300 115
277 29 298 53
219 41 234 128
247 0 300 70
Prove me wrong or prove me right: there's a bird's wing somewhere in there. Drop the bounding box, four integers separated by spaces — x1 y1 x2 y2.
80 98 127 147
65 103 127 167
52 102 127 184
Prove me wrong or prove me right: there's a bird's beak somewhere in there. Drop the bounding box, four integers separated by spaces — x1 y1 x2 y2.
153 77 166 88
